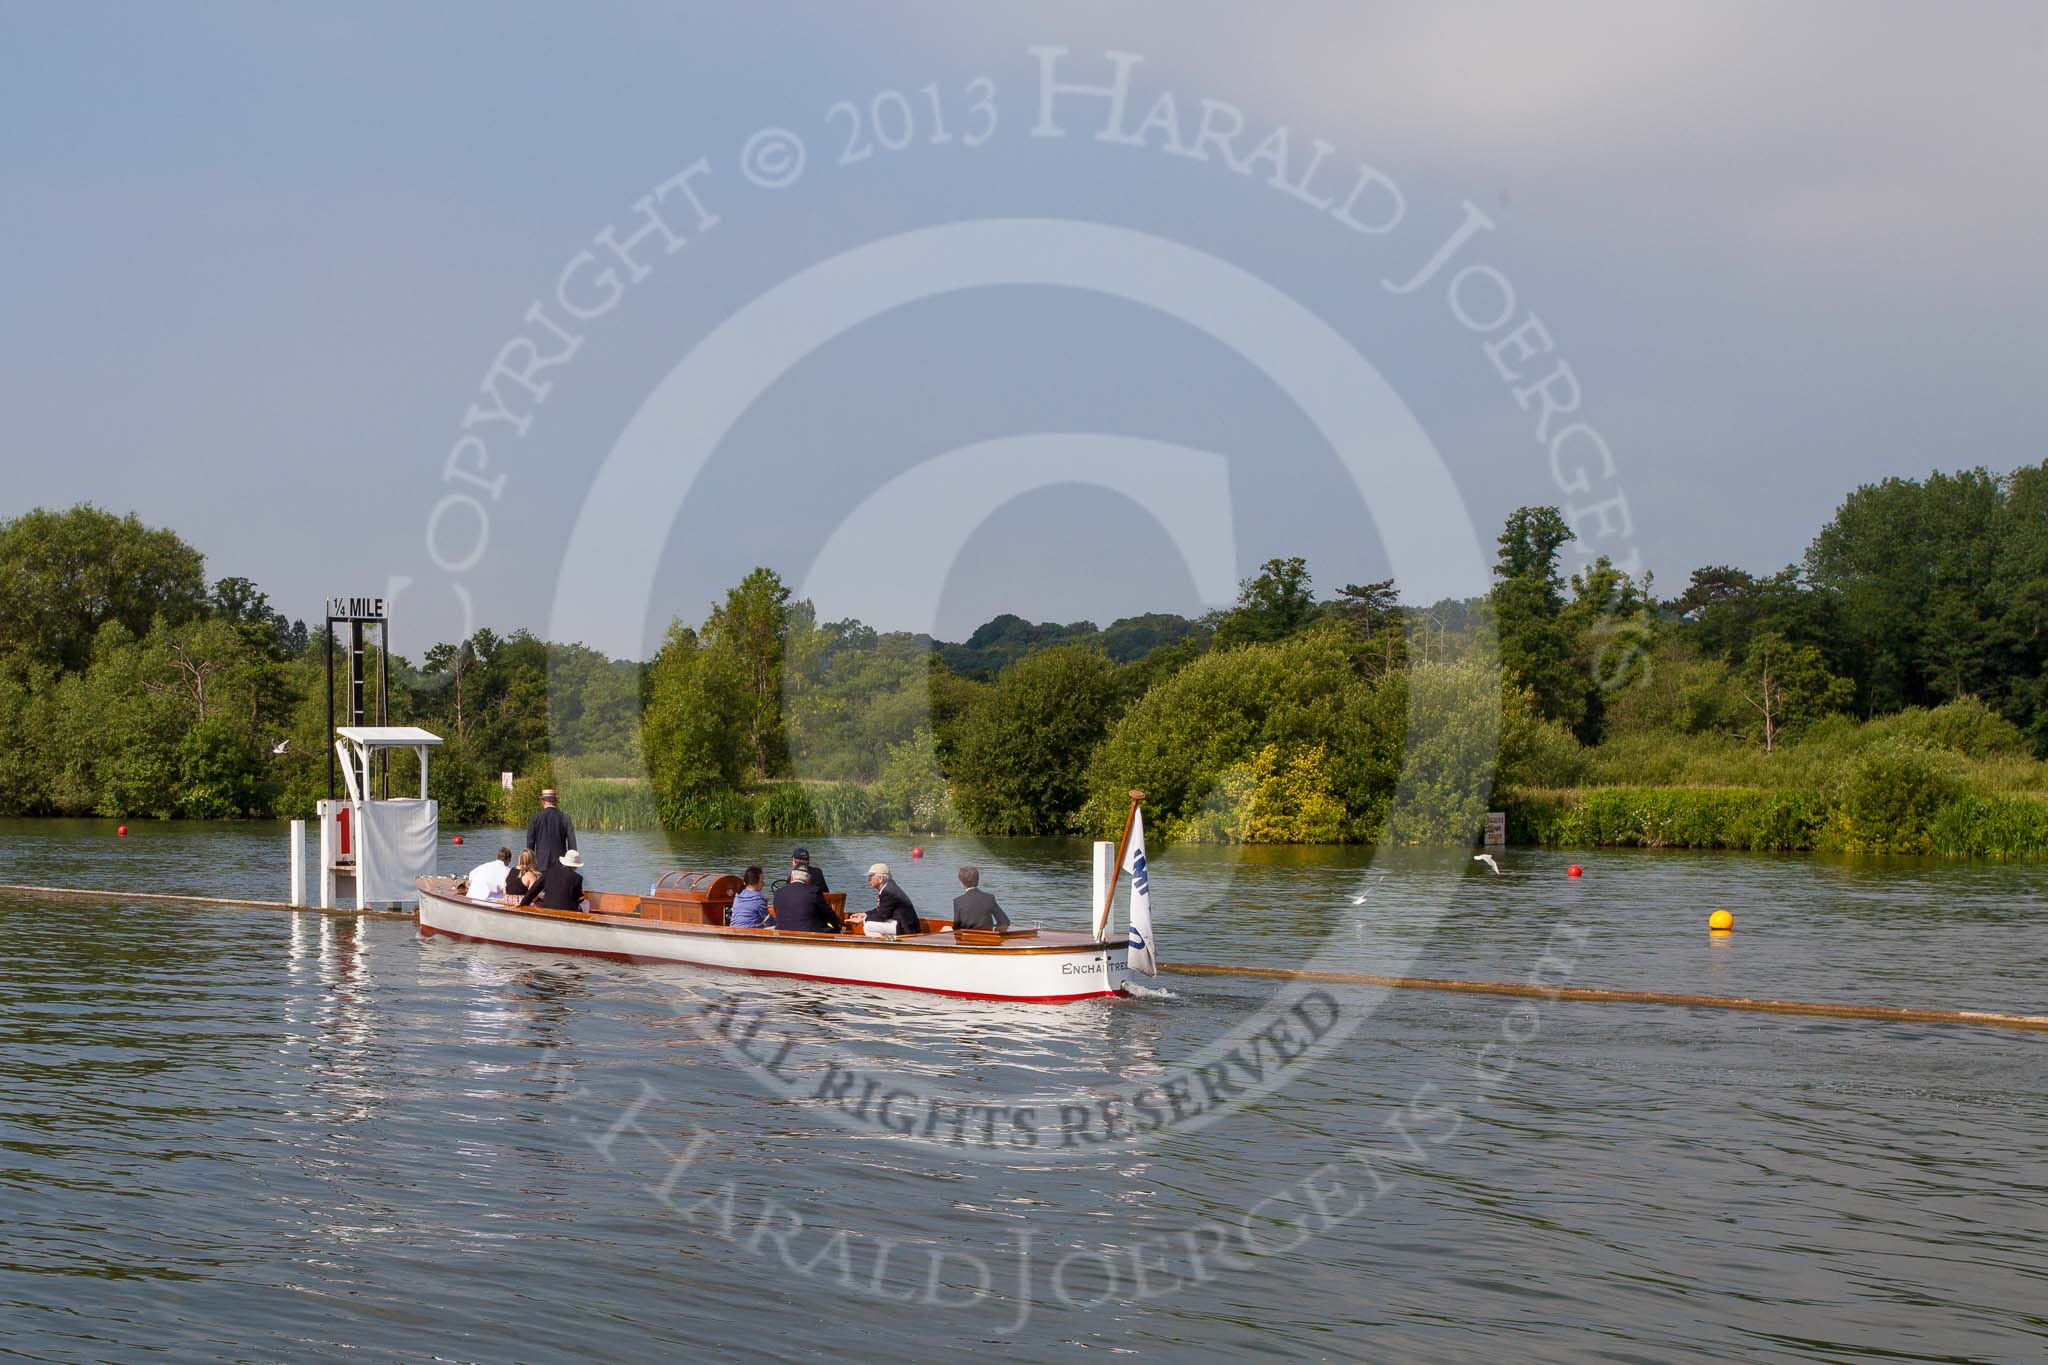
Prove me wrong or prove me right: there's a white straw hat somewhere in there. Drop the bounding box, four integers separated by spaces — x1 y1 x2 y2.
559 849 583 868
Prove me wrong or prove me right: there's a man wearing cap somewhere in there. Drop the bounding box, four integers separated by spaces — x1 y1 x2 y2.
862 862 921 936
518 848 587 911
790 846 827 895
526 787 577 874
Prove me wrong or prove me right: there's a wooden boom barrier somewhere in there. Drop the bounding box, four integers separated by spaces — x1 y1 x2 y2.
1161 961 2048 1035
0 883 413 920
1 883 2040 1033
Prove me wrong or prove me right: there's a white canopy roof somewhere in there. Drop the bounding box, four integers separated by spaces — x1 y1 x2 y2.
336 725 444 748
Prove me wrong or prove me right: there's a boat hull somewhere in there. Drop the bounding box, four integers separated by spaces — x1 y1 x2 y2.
415 880 1133 1003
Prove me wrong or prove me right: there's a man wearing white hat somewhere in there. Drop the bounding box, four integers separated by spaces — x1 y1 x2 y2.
526 787 577 874
862 862 921 937
518 847 587 911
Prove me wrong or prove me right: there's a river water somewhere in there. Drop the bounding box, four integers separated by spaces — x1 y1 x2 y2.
2 818 2043 1361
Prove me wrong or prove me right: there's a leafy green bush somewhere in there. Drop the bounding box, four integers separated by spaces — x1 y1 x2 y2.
1821 744 1961 853
1171 743 1347 844
1084 628 1388 840
875 730 956 832
1865 699 2030 759
499 764 558 826
175 716 263 818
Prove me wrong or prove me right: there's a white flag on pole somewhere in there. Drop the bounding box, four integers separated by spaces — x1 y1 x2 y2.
1123 807 1157 976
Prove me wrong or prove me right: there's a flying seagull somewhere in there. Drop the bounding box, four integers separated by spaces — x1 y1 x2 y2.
1349 871 1388 904
1473 853 1501 875
272 739 290 755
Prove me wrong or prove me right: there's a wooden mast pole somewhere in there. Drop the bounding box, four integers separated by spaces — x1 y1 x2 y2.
1096 789 1145 941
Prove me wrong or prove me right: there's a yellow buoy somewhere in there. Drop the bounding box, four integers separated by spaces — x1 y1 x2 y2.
1708 909 1734 932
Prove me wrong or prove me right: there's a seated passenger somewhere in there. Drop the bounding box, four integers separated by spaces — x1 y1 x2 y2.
950 865 1011 931
518 848 587 911
770 866 841 934
789 846 828 894
465 846 514 900
505 849 539 900
863 862 922 937
729 865 769 927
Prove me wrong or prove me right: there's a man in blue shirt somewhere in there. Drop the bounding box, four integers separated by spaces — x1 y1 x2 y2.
730 866 769 927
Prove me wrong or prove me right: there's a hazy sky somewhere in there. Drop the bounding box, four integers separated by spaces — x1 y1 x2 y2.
4 2 2043 659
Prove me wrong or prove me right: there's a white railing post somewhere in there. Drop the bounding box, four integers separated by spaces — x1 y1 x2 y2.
290 819 306 907
318 801 336 910
1091 841 1114 939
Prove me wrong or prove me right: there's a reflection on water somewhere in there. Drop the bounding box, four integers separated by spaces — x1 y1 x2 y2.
0 820 2044 1359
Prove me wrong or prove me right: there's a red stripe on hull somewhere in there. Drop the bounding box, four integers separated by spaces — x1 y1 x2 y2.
417 922 1121 1004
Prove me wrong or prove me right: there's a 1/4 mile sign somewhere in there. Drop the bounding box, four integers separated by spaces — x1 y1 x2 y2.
325 596 387 620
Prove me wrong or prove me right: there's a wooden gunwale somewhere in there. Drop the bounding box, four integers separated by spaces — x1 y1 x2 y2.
418 879 1126 956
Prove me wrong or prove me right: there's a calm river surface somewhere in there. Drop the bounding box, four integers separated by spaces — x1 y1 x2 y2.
2 818 2044 1362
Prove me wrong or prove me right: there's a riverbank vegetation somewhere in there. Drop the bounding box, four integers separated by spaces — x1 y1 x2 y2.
8 459 2048 855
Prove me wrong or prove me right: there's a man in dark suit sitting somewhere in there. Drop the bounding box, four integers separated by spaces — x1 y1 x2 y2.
771 867 841 934
862 862 922 936
951 865 1011 931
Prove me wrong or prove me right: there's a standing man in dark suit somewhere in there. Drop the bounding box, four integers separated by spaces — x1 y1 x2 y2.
790 846 827 895
863 862 922 935
526 787 577 874
951 865 1011 931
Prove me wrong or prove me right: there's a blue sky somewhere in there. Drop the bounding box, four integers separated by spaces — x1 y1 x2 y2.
3 2 2043 658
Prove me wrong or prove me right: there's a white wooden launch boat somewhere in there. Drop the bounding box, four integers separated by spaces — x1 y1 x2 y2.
414 872 1137 1004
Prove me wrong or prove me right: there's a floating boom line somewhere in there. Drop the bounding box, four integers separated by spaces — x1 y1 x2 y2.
1161 961 2048 1034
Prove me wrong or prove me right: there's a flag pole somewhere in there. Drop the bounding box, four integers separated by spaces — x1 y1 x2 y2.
1096 789 1144 940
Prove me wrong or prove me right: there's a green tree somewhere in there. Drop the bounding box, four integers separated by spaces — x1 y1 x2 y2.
1328 577 1408 677
642 621 749 823
1806 468 2001 713
0 505 208 672
951 644 1118 835
1489 506 1586 731
703 567 793 778
1214 557 1317 649
1737 630 1855 751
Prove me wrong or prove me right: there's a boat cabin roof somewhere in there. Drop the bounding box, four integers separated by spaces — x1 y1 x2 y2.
337 725 444 748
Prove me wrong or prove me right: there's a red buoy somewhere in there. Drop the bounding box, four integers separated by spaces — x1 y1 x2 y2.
910 846 924 860
1567 864 1583 878
116 825 128 837
452 835 464 846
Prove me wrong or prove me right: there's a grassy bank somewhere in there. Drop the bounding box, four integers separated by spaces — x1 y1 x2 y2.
1507 785 2048 857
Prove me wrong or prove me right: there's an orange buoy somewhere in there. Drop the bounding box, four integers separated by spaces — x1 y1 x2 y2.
116 825 128 837
1709 909 1734 932
911 846 923 860
1567 864 1582 878
452 835 464 845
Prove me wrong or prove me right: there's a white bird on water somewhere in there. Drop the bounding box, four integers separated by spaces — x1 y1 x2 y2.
271 739 290 755
1473 853 1501 875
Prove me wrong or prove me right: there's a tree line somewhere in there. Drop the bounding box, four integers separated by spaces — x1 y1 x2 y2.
6 460 2047 842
